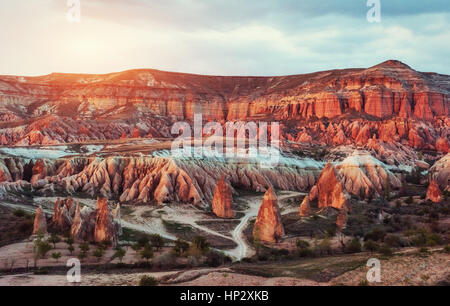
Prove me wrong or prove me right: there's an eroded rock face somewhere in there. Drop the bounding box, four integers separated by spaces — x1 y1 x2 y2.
436 137 449 153
299 196 311 216
335 151 402 198
0 60 447 146
336 209 348 230
314 163 350 211
212 177 235 218
32 206 47 235
52 198 73 231
253 188 285 243
71 203 95 243
94 197 120 245
429 154 450 192
426 180 443 203
49 197 121 245
4 153 319 206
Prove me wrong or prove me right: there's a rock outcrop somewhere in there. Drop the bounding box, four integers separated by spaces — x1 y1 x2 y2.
211 177 235 218
336 209 348 229
426 180 443 203
0 152 320 206
32 206 47 235
52 198 74 231
335 151 402 198
313 163 350 211
429 154 450 192
50 197 120 245
94 197 120 245
299 196 311 216
253 187 285 243
70 202 95 242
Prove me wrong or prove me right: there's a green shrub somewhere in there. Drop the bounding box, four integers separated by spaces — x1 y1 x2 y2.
419 247 429 253
384 234 402 248
172 239 189 257
379 245 393 257
443 245 450 253
405 196 414 204
139 275 158 286
137 235 150 248
364 228 386 242
140 244 154 263
346 238 362 253
411 233 427 247
51 252 62 262
92 248 104 262
49 234 61 248
298 247 313 257
13 209 26 218
364 240 379 252
113 248 127 263
296 240 310 249
150 234 165 250
426 233 443 246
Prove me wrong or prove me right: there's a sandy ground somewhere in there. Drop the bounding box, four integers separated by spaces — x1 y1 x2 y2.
332 251 450 286
1 250 448 286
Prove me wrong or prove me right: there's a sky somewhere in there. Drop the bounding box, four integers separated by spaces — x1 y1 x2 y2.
0 0 449 76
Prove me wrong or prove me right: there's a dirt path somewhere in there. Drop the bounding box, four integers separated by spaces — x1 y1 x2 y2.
226 191 304 261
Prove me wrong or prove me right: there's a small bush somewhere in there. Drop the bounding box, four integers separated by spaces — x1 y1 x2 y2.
405 196 414 205
346 238 362 253
364 228 386 242
419 247 429 254
364 240 379 252
411 233 427 247
13 209 26 218
426 233 443 246
139 275 158 286
51 252 62 262
296 240 310 249
384 234 402 248
298 247 313 257
443 245 450 253
137 235 150 248
379 245 393 257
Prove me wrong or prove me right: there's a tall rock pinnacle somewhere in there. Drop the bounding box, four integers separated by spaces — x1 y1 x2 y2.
253 187 285 243
212 176 235 218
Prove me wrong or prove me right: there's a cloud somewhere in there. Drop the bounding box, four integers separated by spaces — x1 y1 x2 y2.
0 0 449 76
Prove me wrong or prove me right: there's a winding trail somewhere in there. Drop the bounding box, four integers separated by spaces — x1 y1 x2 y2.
1 190 304 262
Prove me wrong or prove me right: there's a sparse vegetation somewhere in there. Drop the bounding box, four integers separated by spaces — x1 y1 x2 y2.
139 275 158 286
51 252 62 262
346 238 362 253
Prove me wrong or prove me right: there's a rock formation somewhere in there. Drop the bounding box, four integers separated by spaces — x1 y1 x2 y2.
0 60 448 146
313 163 350 211
426 180 443 203
335 151 402 198
253 187 285 243
212 177 235 218
49 197 121 245
429 154 450 192
336 209 348 229
0 152 321 206
299 196 311 216
71 203 96 243
32 206 47 235
94 197 119 245
52 198 73 231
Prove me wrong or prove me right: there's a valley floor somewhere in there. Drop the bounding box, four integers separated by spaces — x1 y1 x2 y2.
0 248 448 286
